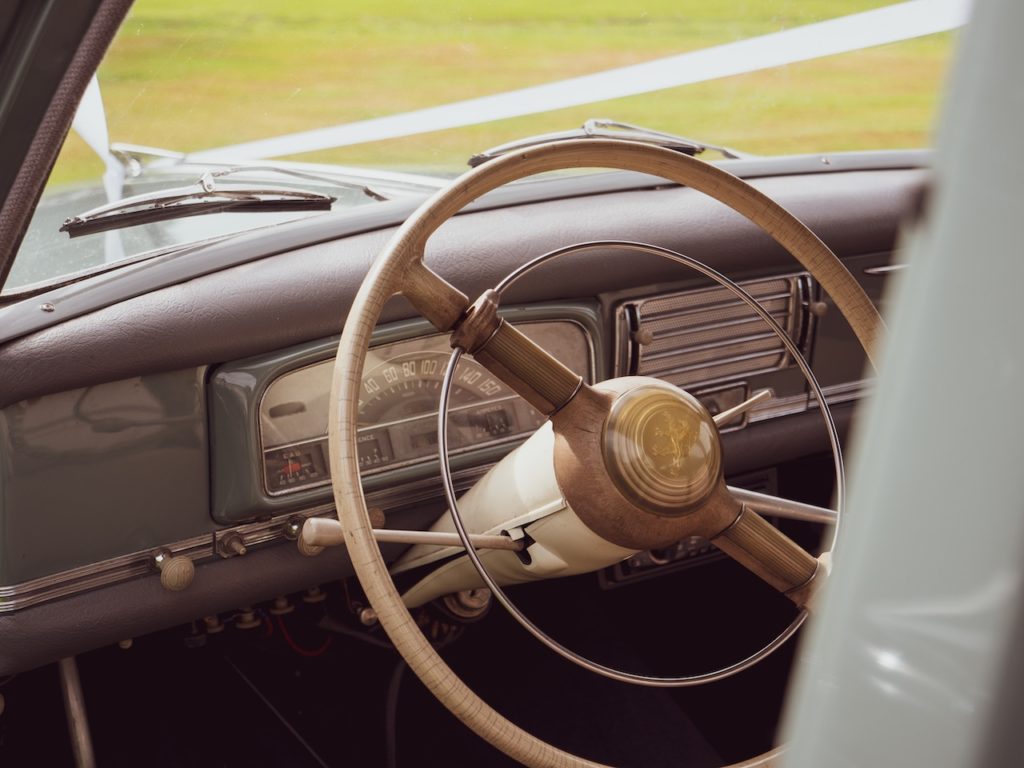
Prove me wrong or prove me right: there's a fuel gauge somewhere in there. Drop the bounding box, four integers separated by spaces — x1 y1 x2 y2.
264 441 329 494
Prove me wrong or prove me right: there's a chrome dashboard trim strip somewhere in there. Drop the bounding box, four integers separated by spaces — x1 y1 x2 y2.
0 461 495 614
814 378 874 404
748 379 872 423
0 533 213 612
748 391 809 422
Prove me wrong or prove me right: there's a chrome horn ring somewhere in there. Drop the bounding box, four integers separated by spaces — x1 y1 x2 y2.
436 239 843 687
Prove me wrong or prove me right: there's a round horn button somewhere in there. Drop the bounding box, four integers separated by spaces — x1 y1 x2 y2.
602 383 722 517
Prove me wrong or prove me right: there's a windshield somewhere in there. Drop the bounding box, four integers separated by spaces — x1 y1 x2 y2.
5 0 955 295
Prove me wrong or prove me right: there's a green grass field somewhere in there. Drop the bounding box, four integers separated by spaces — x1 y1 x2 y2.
54 0 953 184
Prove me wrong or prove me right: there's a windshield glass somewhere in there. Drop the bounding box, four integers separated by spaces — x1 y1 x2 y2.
5 0 955 295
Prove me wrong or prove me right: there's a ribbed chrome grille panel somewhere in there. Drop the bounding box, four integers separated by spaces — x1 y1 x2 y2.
621 274 808 389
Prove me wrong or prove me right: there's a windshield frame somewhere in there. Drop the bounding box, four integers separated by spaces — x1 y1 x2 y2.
0 0 131 293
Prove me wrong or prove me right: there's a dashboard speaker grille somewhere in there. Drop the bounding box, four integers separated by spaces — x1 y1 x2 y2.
620 274 810 389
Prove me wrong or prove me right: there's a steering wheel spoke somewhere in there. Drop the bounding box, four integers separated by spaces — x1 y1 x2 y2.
400 258 469 331
728 486 836 524
401 258 583 415
471 323 583 415
709 501 825 610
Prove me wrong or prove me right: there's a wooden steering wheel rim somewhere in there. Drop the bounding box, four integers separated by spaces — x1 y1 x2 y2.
328 139 883 767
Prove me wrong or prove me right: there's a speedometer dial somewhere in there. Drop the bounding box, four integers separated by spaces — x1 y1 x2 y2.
356 351 542 471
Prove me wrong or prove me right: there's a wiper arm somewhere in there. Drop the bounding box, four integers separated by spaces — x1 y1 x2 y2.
198 164 390 202
60 172 335 238
468 118 747 167
109 143 403 198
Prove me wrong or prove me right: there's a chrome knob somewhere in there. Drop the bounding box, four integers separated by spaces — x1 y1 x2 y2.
218 533 248 558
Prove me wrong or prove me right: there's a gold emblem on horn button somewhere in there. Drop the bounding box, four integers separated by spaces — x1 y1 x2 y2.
646 410 700 477
603 383 722 517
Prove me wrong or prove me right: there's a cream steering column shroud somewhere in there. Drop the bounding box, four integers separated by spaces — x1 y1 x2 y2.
395 422 634 608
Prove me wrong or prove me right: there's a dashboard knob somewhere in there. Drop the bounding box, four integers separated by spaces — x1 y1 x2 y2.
296 525 325 557
269 596 294 615
235 607 261 630
298 509 387 556
631 326 654 346
302 586 327 604
218 533 248 558
154 550 195 591
283 517 303 540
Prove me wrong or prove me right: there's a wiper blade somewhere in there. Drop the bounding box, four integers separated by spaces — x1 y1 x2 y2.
468 118 747 167
60 172 336 238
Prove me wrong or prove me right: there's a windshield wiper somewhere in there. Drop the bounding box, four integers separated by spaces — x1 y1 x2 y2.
468 118 747 167
180 163 390 202
59 171 336 238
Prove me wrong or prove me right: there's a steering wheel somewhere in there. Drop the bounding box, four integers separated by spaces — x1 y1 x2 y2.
327 139 883 767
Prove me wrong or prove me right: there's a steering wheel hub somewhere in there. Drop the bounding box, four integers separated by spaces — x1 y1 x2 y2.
603 383 721 517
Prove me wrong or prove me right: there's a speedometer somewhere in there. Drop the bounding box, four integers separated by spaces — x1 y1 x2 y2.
258 320 591 495
357 351 543 471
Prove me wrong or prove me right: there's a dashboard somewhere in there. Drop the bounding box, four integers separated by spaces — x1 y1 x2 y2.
0 157 927 676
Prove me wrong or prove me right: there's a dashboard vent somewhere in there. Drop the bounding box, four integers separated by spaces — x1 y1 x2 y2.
619 273 810 389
